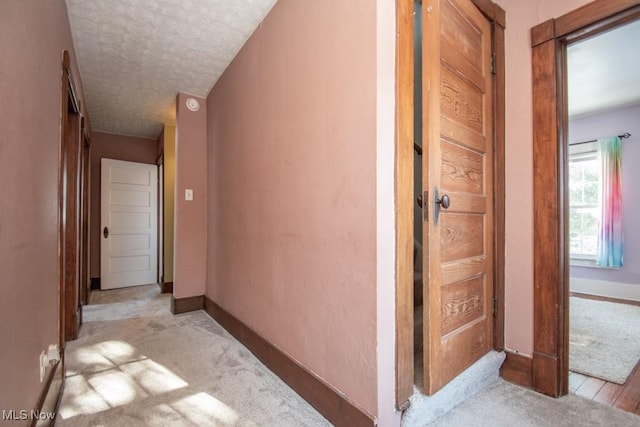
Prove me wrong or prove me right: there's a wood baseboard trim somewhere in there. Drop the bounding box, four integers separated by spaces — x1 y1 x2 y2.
31 360 63 426
159 281 173 294
171 295 203 314
203 296 375 427
500 351 533 388
90 277 100 290
532 351 562 397
570 292 640 307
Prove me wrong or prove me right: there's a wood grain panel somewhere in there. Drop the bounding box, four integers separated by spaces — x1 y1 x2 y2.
422 0 497 396
501 351 533 388
441 140 483 194
442 115 486 153
614 360 640 413
531 19 556 47
394 0 415 409
532 37 563 397
593 381 624 405
438 319 489 389
441 0 485 91
441 255 486 285
441 65 483 134
64 113 81 342
471 0 506 27
492 21 506 351
440 214 483 262
171 295 204 314
441 277 484 335
443 192 485 214
555 0 640 41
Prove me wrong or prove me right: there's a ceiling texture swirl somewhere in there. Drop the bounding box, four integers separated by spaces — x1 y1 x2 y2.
66 0 277 139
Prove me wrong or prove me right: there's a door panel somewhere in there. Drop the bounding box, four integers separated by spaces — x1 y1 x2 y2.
101 159 158 289
423 0 494 394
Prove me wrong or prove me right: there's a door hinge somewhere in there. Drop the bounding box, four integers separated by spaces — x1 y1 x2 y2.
492 297 498 317
491 52 497 75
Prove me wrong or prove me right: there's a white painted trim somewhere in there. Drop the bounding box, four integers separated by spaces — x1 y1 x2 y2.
376 0 401 426
570 277 640 302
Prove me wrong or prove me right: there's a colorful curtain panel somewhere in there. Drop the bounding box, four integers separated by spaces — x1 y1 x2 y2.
596 136 623 268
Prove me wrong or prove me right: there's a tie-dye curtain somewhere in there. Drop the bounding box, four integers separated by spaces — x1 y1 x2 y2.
596 136 623 268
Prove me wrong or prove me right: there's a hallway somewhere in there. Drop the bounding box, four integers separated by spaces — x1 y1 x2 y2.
57 285 329 426
56 286 640 426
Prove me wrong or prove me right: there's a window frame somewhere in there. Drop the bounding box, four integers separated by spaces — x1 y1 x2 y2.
568 144 600 262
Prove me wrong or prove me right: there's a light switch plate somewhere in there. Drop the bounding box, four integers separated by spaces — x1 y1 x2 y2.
185 189 193 201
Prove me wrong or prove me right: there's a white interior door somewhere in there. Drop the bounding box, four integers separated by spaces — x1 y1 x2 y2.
101 159 158 289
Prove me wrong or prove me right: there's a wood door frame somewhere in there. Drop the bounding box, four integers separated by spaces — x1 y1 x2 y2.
58 50 83 348
394 0 506 408
80 122 91 308
531 0 640 398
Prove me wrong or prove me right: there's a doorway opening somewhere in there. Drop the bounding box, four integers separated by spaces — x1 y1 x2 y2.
531 0 640 407
565 18 640 411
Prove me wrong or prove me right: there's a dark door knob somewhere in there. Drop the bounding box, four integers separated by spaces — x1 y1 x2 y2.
417 195 423 208
437 194 450 209
103 226 109 238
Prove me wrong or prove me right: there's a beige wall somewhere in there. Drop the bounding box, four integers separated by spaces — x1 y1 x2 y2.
493 0 591 356
162 125 176 283
0 0 88 412
174 94 207 298
89 132 159 278
206 0 379 416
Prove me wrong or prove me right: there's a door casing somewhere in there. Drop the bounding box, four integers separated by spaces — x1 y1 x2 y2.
394 0 506 408
531 0 640 397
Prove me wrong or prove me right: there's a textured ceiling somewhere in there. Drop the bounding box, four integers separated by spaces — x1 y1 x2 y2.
66 0 277 138
567 19 640 118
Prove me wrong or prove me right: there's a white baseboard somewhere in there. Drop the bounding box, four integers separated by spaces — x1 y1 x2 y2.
570 277 640 302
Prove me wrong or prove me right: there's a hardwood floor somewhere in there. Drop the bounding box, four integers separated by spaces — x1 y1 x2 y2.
570 360 640 415
569 292 640 415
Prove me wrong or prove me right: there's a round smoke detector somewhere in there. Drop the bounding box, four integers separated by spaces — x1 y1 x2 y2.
186 97 200 112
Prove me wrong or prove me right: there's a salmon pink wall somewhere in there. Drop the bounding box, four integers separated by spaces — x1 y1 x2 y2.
206 0 379 416
0 0 89 412
174 93 207 299
493 0 592 356
89 132 159 278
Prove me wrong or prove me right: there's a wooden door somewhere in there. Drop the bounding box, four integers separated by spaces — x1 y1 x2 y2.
101 159 158 289
422 0 494 395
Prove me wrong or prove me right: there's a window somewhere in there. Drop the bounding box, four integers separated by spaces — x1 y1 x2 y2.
569 151 600 259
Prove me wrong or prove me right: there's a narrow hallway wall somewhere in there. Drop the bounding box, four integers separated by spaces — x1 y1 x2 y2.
206 0 379 417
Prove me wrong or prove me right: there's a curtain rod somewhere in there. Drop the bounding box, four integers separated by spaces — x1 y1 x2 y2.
570 132 631 146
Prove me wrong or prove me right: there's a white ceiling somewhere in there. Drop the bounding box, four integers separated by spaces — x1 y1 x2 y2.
66 0 278 138
567 19 640 118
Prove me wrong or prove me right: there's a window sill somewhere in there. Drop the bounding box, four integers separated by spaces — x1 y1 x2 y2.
570 258 620 269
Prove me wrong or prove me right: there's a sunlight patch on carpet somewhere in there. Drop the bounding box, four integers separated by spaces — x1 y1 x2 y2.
171 392 239 425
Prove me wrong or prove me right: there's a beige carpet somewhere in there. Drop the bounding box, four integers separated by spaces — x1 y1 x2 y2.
58 285 640 426
57 285 330 426
423 380 639 427
570 296 640 384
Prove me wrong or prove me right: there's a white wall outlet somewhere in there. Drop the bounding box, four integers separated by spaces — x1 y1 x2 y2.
185 189 193 201
39 351 47 383
47 344 60 363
